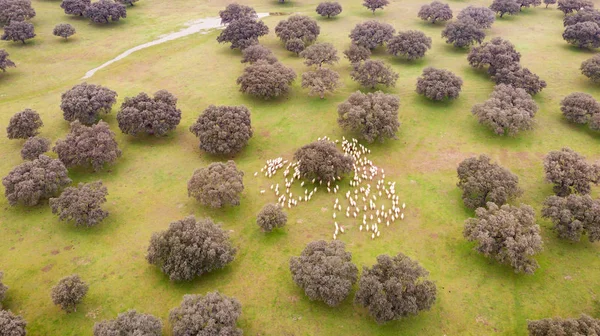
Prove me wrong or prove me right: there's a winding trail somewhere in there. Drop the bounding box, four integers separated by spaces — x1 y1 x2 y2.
82 13 270 79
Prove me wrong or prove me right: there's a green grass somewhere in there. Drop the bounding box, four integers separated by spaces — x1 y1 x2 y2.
2 0 600 334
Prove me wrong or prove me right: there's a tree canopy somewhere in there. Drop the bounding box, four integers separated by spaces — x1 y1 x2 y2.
337 91 400 143
187 161 244 208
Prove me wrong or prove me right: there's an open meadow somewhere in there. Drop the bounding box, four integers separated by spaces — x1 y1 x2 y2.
1 0 600 334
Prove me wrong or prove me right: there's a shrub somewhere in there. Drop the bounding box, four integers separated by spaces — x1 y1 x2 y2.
147 216 237 281
93 310 162 336
53 23 75 39
560 92 600 124
51 274 88 313
290 240 358 306
468 37 521 76
581 54 600 82
117 90 181 136
416 67 463 101
294 140 353 182
257 203 287 232
169 292 242 336
6 108 42 139
50 181 108 227
241 44 277 64
492 64 547 95
337 91 400 142
528 314 600 335
237 60 296 99
187 161 244 208
189 105 252 156
0 310 26 336
544 147 600 196
542 194 600 242
60 83 117 125
21 136 50 160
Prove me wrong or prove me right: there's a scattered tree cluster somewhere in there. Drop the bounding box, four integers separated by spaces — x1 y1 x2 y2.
53 23 75 40
464 202 543 274
147 216 237 281
51 274 88 313
418 1 453 24
350 59 398 89
441 18 485 48
0 0 35 24
84 0 126 24
355 253 437 324
217 16 269 50
241 44 277 64
363 0 389 13
237 60 296 99
528 314 600 335
117 90 181 136
343 43 371 63
542 194 600 242
6 108 42 139
337 91 400 143
275 15 320 53
457 6 495 29
189 105 252 155
169 292 242 336
218 3 256 25
3 155 71 206
60 83 117 125
1 21 35 44
316 2 342 18
294 140 354 183
457 155 522 209
472 84 539 136
544 147 600 196
290 240 358 307
94 310 162 336
416 67 463 101
50 181 109 227
349 20 395 49
21 136 50 160
0 49 16 72
187 161 244 208
0 310 26 336
301 68 341 99
560 92 600 130
490 0 521 18
54 121 122 172
60 0 90 17
257 203 287 232
387 30 431 60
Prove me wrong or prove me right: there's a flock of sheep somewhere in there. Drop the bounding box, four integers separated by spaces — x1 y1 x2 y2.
256 136 406 240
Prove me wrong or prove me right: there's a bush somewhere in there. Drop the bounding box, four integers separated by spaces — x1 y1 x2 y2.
189 105 253 156
218 3 256 25
472 84 538 136
237 60 296 99
93 310 162 336
1 21 35 44
343 43 371 63
0 49 16 72
84 0 126 24
542 194 600 242
51 274 88 313
53 23 75 39
528 314 600 335
257 203 287 232
363 0 389 13
457 155 522 209
457 6 495 28
117 90 181 136
241 44 277 64
418 1 453 23
350 59 398 89
544 147 600 196
21 136 50 160
3 155 71 206
468 37 521 76
490 0 521 17
349 20 395 49
300 42 339 67
6 108 42 139
355 253 437 324
290 240 358 306
60 82 117 125
294 140 353 182
216 16 269 50
316 2 342 18
50 181 108 227
492 64 547 95
187 161 244 208
147 216 237 281
301 68 340 99
386 30 431 60
54 121 121 172
275 15 320 46
337 91 400 142
60 0 90 16
169 292 242 336
464 202 542 274
0 0 35 24
0 310 26 336
560 92 600 124
416 67 463 101
441 18 485 48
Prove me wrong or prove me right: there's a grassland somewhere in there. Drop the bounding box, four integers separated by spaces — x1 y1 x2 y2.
1 0 600 334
